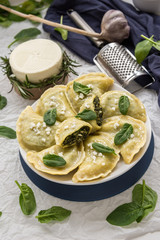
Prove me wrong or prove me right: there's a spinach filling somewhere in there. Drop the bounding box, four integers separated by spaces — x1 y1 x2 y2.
62 126 90 146
93 96 103 126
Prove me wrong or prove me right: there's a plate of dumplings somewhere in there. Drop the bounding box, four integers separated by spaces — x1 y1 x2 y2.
17 72 154 201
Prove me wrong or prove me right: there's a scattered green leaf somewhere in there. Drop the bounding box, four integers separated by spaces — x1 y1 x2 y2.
119 95 130 115
114 123 133 145
107 202 144 226
92 142 116 155
15 180 36 215
73 81 92 95
43 154 66 167
35 206 71 223
44 108 57 126
0 211 2 217
106 180 158 226
0 126 16 139
132 180 158 222
8 27 41 48
55 15 68 41
75 109 97 120
0 94 7 109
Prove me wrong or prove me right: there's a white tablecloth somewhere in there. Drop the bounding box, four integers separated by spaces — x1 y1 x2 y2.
0 1 160 239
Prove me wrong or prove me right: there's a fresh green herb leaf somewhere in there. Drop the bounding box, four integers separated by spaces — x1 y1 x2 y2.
135 36 153 64
132 180 158 223
43 108 56 126
0 211 2 217
114 123 133 145
92 142 116 155
73 81 92 95
8 27 41 48
106 202 144 226
0 94 7 109
153 40 160 51
35 206 71 223
75 109 97 120
15 180 36 215
119 95 130 115
43 154 66 167
55 15 68 41
0 126 16 139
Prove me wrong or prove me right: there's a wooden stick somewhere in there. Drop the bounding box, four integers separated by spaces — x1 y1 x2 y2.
0 4 102 39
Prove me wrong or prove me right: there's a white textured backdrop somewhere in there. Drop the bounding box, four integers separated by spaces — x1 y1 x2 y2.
0 1 160 239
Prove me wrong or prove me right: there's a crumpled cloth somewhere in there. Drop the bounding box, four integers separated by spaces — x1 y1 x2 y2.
43 0 160 106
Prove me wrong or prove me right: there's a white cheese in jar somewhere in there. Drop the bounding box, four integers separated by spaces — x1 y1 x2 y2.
9 39 63 83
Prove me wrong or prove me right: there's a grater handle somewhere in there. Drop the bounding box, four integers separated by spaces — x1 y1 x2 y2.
67 9 105 48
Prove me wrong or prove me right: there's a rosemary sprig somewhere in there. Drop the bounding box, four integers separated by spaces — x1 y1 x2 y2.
0 51 80 99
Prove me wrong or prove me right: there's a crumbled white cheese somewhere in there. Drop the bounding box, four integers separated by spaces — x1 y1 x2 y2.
93 151 98 156
42 122 46 128
101 162 105 166
92 156 96 162
36 122 41 128
114 122 119 129
111 106 116 111
58 152 64 157
75 95 79 101
130 134 135 139
42 138 46 143
64 125 69 130
88 143 93 149
87 84 93 89
79 93 84 99
84 103 90 109
30 122 36 129
114 99 118 104
50 96 56 101
98 152 103 157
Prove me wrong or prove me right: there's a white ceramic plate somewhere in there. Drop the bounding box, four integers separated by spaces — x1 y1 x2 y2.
19 82 151 186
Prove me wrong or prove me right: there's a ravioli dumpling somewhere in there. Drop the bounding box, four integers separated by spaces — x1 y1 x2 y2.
79 95 103 133
55 117 92 148
66 72 114 112
35 85 76 122
100 90 146 122
100 115 147 164
72 134 120 183
16 106 60 152
27 143 85 175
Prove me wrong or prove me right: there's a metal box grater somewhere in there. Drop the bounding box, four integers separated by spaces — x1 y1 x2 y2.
94 42 155 93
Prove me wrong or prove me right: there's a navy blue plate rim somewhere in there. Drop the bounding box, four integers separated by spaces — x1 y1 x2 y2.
19 132 154 202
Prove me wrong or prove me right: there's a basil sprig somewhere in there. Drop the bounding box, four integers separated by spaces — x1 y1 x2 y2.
75 109 97 120
0 95 7 110
0 126 16 139
73 81 92 95
35 206 71 223
92 143 116 155
43 154 66 167
44 108 56 126
118 96 130 115
54 15 68 41
114 123 133 145
106 180 157 226
135 34 160 64
8 28 41 48
15 180 36 215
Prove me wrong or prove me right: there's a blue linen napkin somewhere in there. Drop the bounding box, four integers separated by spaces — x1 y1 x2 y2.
43 0 160 106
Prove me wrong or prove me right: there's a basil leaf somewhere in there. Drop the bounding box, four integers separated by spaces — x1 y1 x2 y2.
114 123 133 145
8 27 41 48
153 40 160 51
73 81 92 95
119 95 130 115
0 95 7 110
44 108 56 126
132 180 158 223
15 181 36 215
35 206 71 223
54 15 68 41
135 36 153 64
106 202 144 226
0 211 2 217
0 126 16 139
43 154 66 167
75 109 97 120
92 142 116 155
